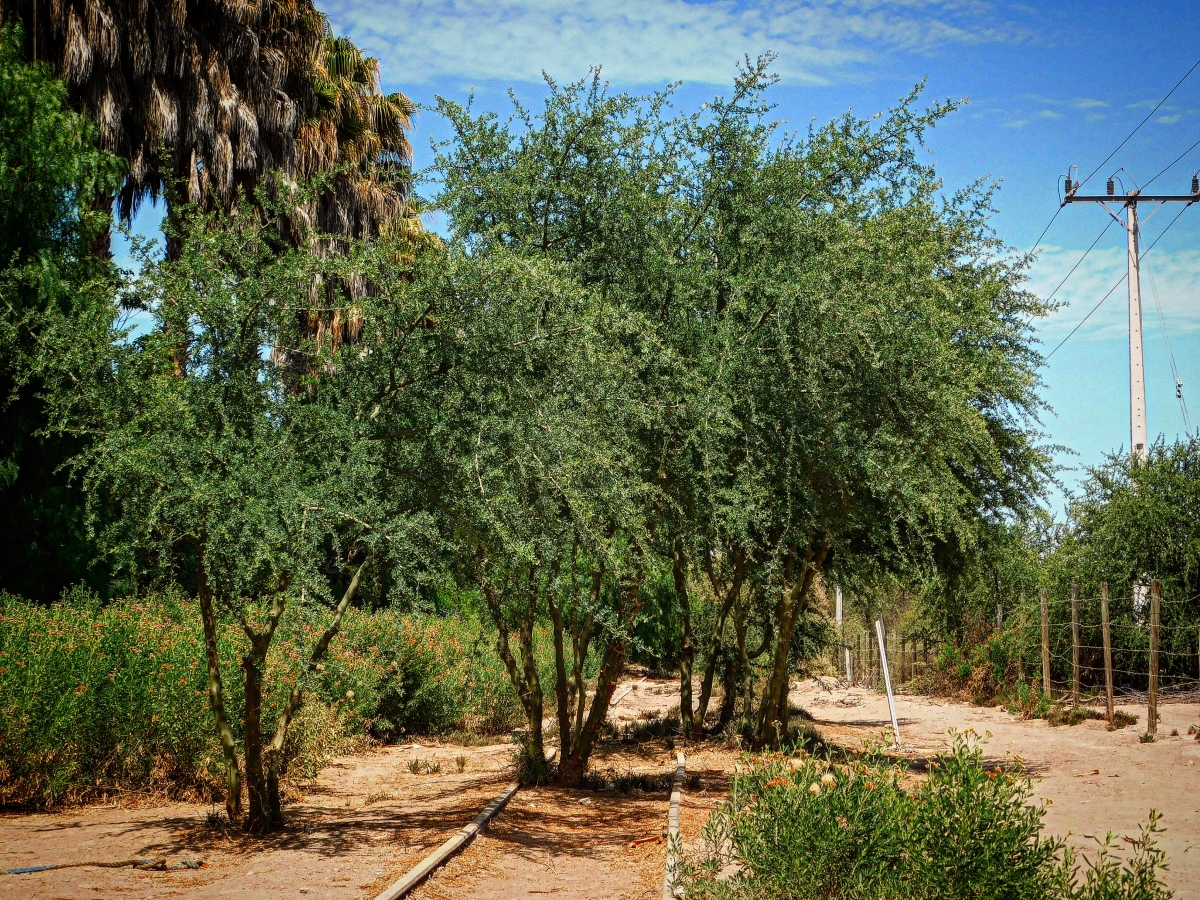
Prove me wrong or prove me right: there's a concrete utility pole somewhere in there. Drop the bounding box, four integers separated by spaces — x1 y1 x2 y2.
1062 173 1198 461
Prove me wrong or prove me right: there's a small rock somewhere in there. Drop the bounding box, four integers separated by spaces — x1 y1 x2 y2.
579 797 592 805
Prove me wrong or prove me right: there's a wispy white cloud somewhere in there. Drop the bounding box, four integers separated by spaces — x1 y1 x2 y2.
1003 119 1029 129
1039 109 1062 119
323 0 1032 87
1071 98 1107 110
1032 245 1200 344
1157 113 1182 125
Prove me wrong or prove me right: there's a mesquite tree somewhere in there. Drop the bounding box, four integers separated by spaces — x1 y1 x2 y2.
673 73 1051 743
41 188 450 831
436 60 1051 749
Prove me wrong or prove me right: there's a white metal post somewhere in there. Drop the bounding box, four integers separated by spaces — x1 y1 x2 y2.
1126 198 1148 461
874 619 901 747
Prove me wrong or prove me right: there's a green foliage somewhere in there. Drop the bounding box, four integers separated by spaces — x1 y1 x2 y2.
0 22 123 600
684 734 1171 900
0 591 513 808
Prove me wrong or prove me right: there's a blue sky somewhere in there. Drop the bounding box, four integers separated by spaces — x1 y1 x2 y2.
120 0 1200 515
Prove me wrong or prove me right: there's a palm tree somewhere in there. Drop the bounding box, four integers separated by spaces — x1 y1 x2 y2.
1 0 327 231
1 0 421 251
302 30 417 241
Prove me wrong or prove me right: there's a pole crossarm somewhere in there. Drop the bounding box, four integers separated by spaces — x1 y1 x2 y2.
1063 194 1198 204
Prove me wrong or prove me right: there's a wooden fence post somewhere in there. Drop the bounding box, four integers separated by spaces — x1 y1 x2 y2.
1071 584 1080 707
1040 588 1051 699
900 634 907 684
1100 582 1114 723
1148 580 1160 735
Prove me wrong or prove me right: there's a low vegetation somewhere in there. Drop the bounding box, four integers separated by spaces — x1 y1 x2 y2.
684 734 1173 900
0 592 526 808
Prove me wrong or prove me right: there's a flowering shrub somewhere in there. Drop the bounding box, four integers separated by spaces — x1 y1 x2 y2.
0 591 520 807
684 733 1171 900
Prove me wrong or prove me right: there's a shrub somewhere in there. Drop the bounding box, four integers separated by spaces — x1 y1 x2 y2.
0 592 519 807
683 733 1171 900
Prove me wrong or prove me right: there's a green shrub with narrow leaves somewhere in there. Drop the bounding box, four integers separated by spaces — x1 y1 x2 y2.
683 733 1171 900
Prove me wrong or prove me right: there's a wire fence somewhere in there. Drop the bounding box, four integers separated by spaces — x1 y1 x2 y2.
833 583 1200 721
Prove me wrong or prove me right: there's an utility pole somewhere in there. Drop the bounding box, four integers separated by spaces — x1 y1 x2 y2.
1061 173 1199 461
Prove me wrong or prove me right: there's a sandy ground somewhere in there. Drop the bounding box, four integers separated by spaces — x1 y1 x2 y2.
789 680 1200 900
0 741 515 899
3 675 1198 899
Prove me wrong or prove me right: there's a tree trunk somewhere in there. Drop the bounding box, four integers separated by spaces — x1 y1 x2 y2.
672 537 695 737
717 590 749 732
548 592 572 759
691 558 742 738
242 643 273 833
197 554 240 822
483 574 547 781
262 561 368 825
755 541 828 745
558 637 624 785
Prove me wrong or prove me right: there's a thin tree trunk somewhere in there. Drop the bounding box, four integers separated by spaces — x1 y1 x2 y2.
548 590 571 759
483 574 547 780
692 556 742 737
672 536 695 736
242 644 270 833
571 611 594 742
558 637 624 785
558 573 640 785
197 553 240 822
262 560 368 825
755 541 828 744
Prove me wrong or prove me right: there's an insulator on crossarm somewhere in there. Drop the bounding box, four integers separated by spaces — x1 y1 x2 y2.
1192 173 1199 195
1107 177 1115 196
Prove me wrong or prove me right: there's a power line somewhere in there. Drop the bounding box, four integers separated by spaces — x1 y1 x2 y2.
1076 57 1200 192
1025 206 1062 258
1143 134 1200 191
1044 204 1190 360
1042 218 1115 306
1144 255 1192 432
1025 57 1199 270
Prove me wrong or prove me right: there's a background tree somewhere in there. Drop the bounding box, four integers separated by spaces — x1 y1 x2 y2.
0 22 121 600
0 0 417 250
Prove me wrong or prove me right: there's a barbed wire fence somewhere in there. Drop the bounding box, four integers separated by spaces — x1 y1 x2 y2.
832 580 1200 733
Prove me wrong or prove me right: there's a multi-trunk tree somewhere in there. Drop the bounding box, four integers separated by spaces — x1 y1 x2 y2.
435 60 1052 749
39 185 449 831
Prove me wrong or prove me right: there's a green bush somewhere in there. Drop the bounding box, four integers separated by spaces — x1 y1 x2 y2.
0 592 520 807
683 733 1172 900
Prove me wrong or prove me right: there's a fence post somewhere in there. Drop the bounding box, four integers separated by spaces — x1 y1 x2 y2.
1148 579 1160 735
875 619 901 747
900 633 907 684
1071 584 1080 707
1040 588 1052 699
1100 582 1114 723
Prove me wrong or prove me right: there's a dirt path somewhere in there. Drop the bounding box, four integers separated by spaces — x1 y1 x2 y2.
0 741 514 899
791 680 1200 900
6 675 1195 899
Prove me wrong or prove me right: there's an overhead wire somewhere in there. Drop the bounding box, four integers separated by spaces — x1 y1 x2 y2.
1143 133 1200 192
1041 218 1115 306
1045 203 1191 360
1143 254 1193 432
1075 57 1200 192
1026 57 1200 320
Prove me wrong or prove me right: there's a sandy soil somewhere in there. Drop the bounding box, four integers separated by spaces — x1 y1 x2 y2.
4 675 1197 899
0 741 515 899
